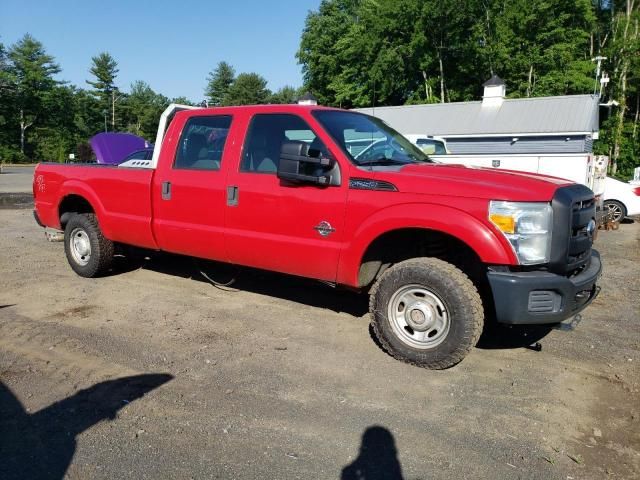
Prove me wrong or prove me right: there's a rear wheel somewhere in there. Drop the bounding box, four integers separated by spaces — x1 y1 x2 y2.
604 200 627 223
369 257 484 369
64 213 114 277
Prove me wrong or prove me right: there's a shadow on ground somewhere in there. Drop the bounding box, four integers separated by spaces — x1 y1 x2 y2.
0 193 33 209
476 323 554 350
342 425 404 480
0 373 172 480
112 251 370 317
112 250 556 352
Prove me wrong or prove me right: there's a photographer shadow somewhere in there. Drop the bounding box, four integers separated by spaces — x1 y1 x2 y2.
342 425 404 480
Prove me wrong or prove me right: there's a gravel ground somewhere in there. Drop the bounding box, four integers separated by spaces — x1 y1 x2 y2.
0 207 638 479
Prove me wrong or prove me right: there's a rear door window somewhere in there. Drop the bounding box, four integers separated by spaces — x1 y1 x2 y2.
174 116 232 170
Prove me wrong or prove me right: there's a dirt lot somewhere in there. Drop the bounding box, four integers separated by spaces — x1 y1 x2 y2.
1 206 638 479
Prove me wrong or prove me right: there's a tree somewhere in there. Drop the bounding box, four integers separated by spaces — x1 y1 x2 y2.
269 85 301 104
297 0 360 106
171 96 194 106
87 52 119 130
124 81 169 139
223 73 271 105
205 61 235 106
594 0 640 177
7 34 60 155
297 0 484 107
0 40 15 157
475 0 596 98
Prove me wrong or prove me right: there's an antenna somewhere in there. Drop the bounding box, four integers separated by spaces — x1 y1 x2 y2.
372 77 376 117
592 56 607 96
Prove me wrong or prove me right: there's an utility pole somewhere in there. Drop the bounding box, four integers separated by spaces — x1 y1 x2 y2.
591 56 607 96
112 90 116 130
110 90 122 130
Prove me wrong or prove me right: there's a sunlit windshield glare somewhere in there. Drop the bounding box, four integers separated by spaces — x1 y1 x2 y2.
312 110 432 166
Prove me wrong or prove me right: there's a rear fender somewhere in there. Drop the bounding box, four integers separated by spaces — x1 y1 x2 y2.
58 181 112 237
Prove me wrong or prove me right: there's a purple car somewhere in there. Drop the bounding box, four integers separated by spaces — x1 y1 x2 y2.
89 133 153 165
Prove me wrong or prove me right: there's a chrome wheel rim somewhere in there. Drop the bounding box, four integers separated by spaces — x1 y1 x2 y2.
606 203 624 222
70 228 91 266
387 284 450 349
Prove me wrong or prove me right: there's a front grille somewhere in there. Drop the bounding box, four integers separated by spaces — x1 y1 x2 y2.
549 184 595 274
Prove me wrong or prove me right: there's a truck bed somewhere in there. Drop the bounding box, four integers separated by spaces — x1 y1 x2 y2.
34 163 157 249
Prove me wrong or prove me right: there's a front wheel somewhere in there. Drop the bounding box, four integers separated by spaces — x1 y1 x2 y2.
64 213 114 277
369 258 484 369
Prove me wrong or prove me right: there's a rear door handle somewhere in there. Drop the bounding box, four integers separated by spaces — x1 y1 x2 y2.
227 185 239 207
161 181 171 200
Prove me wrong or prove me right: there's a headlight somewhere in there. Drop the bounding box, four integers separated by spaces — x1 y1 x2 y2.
489 201 553 265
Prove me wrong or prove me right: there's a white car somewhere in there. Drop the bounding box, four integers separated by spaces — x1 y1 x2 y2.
603 176 640 222
403 135 449 154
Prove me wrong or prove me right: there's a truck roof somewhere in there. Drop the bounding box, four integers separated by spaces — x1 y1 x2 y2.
175 104 342 119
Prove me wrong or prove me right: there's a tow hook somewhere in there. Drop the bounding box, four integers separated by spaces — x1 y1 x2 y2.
554 313 583 332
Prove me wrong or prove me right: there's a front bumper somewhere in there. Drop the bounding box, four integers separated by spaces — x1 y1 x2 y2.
487 250 602 325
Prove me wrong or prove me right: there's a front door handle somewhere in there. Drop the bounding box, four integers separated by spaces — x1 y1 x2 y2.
227 185 239 207
161 181 171 200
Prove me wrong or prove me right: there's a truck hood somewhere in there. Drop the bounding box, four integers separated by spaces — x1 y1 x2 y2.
377 163 573 201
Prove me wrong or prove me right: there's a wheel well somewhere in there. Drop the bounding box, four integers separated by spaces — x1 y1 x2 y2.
59 195 94 228
358 228 485 288
604 198 627 209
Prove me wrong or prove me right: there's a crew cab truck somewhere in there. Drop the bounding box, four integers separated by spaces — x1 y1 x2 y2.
33 104 602 369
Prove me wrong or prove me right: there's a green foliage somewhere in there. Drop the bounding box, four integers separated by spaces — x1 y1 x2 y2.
6 34 61 156
269 85 302 104
205 61 235 106
123 81 169 140
87 52 119 129
171 96 195 106
223 72 271 105
87 52 118 96
477 0 596 97
0 145 28 164
298 0 639 178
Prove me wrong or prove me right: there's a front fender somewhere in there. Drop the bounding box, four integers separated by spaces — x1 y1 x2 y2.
336 202 517 287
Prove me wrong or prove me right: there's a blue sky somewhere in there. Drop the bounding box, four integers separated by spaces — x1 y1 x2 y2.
0 0 320 101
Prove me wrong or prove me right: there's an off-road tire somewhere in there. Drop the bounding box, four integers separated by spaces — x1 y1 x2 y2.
369 257 483 369
64 213 114 277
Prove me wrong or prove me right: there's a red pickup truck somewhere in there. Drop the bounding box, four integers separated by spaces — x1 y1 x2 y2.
33 104 601 369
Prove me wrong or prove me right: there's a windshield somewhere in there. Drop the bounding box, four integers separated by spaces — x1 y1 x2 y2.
312 110 433 167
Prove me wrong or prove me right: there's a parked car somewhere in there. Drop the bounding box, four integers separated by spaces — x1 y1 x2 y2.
89 132 152 165
403 135 449 155
120 148 154 164
603 176 640 222
32 104 601 369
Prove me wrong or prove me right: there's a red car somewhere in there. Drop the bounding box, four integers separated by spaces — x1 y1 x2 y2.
33 104 601 369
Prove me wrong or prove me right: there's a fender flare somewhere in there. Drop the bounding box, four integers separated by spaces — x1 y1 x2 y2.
336 202 517 287
57 181 114 238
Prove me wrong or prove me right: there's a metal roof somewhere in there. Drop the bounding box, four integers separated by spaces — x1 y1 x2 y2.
354 94 600 137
